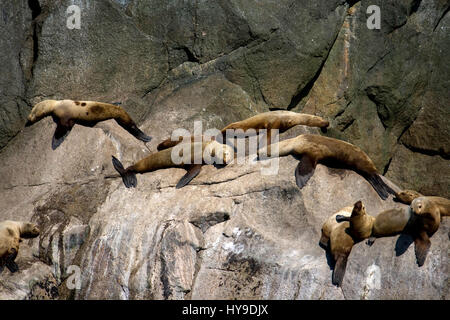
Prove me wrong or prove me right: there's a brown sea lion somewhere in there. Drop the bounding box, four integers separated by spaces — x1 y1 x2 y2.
366 196 447 266
0 221 40 273
220 110 329 135
157 135 217 151
395 191 450 217
157 111 329 151
112 140 234 189
335 201 375 240
257 134 396 200
329 222 355 287
320 206 352 249
25 99 151 149
409 197 443 266
322 201 375 287
367 207 412 246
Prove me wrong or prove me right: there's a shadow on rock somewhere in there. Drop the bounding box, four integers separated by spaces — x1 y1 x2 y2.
395 234 414 256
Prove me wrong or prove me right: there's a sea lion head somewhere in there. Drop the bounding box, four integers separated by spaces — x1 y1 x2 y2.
351 200 366 217
294 114 329 128
411 197 429 216
315 117 330 128
26 100 57 125
20 222 40 239
207 141 235 165
394 189 422 204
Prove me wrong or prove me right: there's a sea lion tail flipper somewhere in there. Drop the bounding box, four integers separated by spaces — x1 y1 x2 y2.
120 121 152 143
414 234 431 267
335 215 350 223
111 156 137 188
365 174 395 200
52 122 73 150
294 155 316 188
332 255 348 287
176 164 202 189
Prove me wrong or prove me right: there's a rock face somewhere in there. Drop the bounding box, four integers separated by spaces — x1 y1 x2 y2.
0 122 448 300
0 0 448 300
301 0 450 197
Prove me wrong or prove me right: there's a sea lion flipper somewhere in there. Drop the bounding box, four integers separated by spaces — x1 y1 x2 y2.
414 234 431 267
332 255 348 287
157 138 178 151
294 155 316 188
118 121 152 143
52 122 73 150
335 215 350 223
176 164 202 189
365 174 396 200
112 156 137 188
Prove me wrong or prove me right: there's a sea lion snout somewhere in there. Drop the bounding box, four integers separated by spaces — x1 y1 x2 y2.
21 223 40 238
32 225 40 235
351 200 366 217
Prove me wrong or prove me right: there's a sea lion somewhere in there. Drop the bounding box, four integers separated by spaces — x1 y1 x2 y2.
157 111 329 151
322 201 374 287
335 201 375 240
112 140 234 189
329 222 355 287
320 206 352 249
25 99 151 149
257 134 396 200
409 197 443 266
157 135 217 151
366 196 446 266
0 221 40 273
221 110 329 135
366 207 412 246
395 191 450 217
